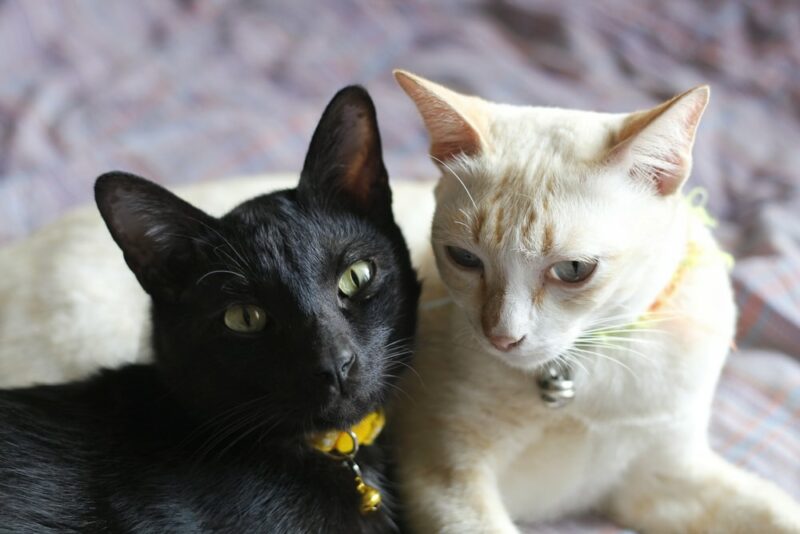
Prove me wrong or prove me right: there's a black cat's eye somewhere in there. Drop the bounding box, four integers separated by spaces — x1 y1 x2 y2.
338 260 374 298
224 304 269 333
549 260 597 284
446 246 483 270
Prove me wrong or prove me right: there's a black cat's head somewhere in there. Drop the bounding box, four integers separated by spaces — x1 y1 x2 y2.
95 86 420 434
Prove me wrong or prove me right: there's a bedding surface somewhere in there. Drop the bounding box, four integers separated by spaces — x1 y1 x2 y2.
0 1 797 531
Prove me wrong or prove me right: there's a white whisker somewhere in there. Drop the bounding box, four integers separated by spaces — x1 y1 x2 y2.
431 155 477 209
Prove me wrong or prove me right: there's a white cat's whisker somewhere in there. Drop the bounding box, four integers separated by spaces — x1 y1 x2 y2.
580 334 659 346
430 155 477 209
574 341 656 366
567 346 637 378
559 353 588 376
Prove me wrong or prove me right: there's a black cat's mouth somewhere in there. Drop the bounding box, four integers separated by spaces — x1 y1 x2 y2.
315 386 380 430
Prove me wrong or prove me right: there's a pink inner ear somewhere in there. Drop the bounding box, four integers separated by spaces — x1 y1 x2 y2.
612 87 709 196
627 149 686 196
414 95 483 162
395 72 485 162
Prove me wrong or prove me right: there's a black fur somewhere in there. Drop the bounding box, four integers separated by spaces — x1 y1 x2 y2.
0 86 420 533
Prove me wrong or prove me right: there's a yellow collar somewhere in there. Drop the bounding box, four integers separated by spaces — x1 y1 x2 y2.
309 410 385 456
646 188 733 314
647 240 701 313
308 410 386 515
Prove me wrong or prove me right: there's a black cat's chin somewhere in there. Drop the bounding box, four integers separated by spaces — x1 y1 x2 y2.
310 369 394 431
314 384 381 430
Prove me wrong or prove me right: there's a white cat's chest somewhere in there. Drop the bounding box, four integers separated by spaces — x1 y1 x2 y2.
497 415 647 523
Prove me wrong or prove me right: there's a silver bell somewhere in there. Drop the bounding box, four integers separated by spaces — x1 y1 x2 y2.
537 365 575 409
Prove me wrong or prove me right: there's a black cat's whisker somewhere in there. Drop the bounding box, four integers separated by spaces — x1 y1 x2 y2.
196 270 248 285
185 215 255 274
215 411 288 461
163 231 253 283
193 409 286 466
387 358 424 387
380 378 414 404
384 336 414 350
183 395 282 463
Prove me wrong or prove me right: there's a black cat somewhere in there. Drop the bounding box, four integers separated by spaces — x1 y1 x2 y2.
0 86 420 533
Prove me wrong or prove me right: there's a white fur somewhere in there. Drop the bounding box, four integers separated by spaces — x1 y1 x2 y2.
0 173 438 387
392 72 800 533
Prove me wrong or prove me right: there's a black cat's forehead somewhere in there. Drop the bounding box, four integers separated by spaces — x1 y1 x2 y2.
215 189 391 297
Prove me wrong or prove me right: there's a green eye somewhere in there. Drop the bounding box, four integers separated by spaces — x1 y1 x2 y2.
224 304 268 333
338 260 374 297
549 260 597 284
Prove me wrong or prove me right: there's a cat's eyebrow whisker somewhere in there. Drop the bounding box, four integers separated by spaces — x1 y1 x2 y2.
196 270 248 285
165 231 251 275
454 219 472 233
186 215 255 273
430 155 478 209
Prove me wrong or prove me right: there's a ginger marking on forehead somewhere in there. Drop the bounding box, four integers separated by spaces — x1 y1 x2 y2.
541 224 554 256
494 206 506 247
471 207 487 244
522 208 538 242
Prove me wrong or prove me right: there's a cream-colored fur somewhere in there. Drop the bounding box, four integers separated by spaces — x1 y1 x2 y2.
392 71 800 533
0 174 438 387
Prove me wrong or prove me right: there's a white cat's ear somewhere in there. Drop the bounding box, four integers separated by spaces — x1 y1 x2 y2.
394 69 488 162
608 86 710 196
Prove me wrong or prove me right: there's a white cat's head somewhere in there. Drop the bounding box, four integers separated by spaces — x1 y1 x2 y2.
396 70 709 372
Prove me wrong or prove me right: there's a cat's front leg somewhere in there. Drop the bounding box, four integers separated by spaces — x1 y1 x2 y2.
399 455 519 534
607 447 800 534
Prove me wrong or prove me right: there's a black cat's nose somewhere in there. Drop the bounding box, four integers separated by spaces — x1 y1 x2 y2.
317 349 356 394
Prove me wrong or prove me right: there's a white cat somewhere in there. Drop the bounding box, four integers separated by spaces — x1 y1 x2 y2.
0 174 438 387
391 71 800 533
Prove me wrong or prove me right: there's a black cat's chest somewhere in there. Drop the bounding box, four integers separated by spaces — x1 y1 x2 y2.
0 369 398 534
105 440 396 533
213 447 396 534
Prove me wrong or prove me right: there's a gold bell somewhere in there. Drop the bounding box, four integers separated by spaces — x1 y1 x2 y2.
355 476 382 514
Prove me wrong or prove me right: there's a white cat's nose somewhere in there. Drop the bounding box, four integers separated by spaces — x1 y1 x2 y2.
488 335 525 352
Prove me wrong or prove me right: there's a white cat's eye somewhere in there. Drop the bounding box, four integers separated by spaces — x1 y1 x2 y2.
549 260 597 284
338 260 374 298
446 246 483 270
224 304 268 333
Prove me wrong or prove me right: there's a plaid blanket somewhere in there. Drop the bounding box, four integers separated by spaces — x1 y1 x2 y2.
0 1 797 530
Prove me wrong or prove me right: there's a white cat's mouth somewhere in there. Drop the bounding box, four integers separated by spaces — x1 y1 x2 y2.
484 343 562 372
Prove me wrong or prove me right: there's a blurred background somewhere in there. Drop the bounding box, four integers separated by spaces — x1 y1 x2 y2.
0 1 797 531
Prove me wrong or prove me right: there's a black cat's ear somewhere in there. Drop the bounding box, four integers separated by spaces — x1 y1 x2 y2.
95 171 218 301
297 85 391 220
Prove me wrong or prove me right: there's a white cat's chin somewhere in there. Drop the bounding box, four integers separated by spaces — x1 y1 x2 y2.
486 348 555 374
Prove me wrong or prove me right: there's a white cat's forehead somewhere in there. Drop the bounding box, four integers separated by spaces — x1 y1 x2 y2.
433 158 645 259
487 104 625 162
